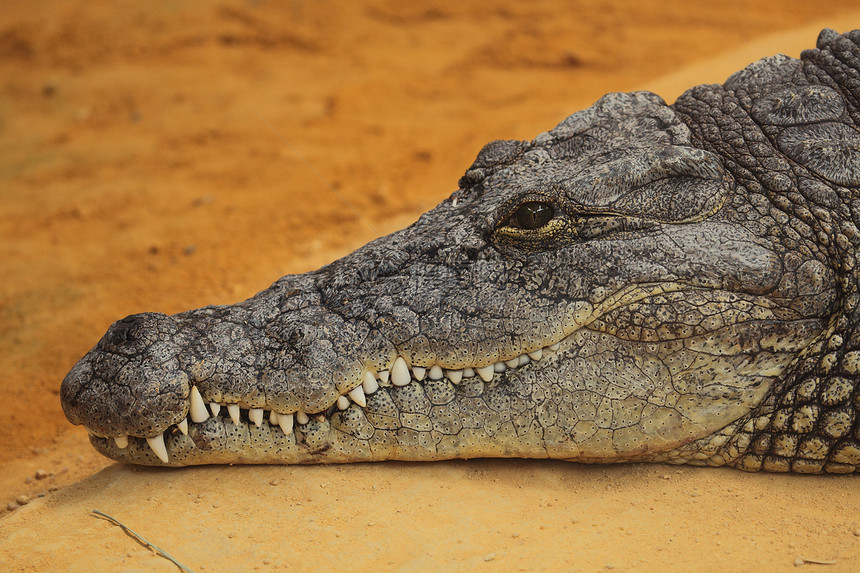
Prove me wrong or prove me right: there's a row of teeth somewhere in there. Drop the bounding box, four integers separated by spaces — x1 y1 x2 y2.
116 342 562 463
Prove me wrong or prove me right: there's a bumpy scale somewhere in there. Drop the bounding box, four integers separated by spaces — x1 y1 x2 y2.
61 29 860 473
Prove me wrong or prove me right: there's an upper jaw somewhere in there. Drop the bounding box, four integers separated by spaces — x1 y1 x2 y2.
59 272 570 464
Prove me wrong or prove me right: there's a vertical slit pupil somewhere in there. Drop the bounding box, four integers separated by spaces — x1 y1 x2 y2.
515 202 553 229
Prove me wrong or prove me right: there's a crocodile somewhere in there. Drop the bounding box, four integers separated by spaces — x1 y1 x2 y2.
61 29 860 473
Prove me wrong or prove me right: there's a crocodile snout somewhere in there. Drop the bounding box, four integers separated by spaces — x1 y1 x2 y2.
60 312 189 441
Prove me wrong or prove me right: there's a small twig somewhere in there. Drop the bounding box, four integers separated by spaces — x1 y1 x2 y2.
796 556 838 566
92 509 195 573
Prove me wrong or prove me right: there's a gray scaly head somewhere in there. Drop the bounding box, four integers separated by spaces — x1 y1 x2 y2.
61 29 860 473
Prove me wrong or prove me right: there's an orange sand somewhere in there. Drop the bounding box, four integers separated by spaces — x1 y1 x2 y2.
2 2 860 570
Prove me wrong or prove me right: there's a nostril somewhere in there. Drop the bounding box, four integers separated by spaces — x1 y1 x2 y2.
106 318 134 345
99 312 171 356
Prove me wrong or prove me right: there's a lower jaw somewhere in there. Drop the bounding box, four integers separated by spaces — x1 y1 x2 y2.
90 384 749 467
94 417 549 467
91 416 357 466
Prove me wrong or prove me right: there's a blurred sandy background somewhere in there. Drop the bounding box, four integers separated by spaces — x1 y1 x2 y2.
1 1 859 570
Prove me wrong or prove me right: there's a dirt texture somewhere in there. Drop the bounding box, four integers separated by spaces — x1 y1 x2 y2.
2 1 860 571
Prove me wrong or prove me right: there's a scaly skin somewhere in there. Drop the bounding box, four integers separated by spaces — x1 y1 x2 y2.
62 29 860 472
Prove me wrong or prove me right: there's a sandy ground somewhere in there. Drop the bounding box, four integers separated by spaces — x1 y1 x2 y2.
1 1 860 570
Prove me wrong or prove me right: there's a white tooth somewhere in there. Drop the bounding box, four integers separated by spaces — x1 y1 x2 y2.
348 385 367 407
337 395 350 410
146 433 169 463
428 365 443 380
363 371 379 395
528 349 543 361
296 411 309 425
114 435 129 449
249 408 264 427
549 342 561 351
315 413 326 423
177 419 189 435
519 354 531 366
269 411 280 425
446 369 463 384
412 367 426 381
463 367 475 378
505 357 519 368
391 357 411 386
494 361 507 372
209 402 221 417
477 365 494 382
278 413 294 435
378 370 390 384
189 386 209 423
228 404 241 425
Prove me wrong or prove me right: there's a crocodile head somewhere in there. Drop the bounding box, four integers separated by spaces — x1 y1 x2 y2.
62 30 860 472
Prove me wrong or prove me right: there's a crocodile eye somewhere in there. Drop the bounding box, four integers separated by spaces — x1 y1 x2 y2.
513 201 553 229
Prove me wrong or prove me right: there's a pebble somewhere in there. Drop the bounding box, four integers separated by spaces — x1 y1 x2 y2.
35 469 50 480
16 494 31 505
483 554 496 562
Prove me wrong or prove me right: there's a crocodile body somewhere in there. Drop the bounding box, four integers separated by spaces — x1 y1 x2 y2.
61 29 860 473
